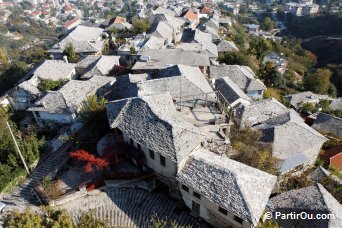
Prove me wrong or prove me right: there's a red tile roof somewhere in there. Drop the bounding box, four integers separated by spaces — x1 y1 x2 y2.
63 18 80 28
330 152 342 170
184 9 198 20
200 6 211 14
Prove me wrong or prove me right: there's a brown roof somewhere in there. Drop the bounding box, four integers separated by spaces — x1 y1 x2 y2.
184 9 198 20
330 152 342 170
110 16 127 24
200 6 211 14
63 18 80 28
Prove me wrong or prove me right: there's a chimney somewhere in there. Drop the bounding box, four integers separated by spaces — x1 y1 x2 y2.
63 55 68 63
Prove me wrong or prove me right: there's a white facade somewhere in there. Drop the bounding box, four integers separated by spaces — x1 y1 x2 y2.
179 184 252 228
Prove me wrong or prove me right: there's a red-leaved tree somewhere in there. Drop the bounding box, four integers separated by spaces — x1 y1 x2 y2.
69 150 108 173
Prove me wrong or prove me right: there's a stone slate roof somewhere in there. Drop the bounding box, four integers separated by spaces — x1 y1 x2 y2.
216 40 239 52
178 149 277 225
210 65 265 92
236 99 327 172
311 166 330 182
33 60 76 80
107 74 151 101
236 98 290 127
148 21 174 41
133 49 210 71
215 77 251 107
311 112 342 137
284 91 330 110
106 93 204 163
267 184 342 227
140 36 166 51
29 76 115 114
50 25 105 53
329 98 342 111
176 43 218 58
77 55 121 79
138 65 214 99
180 28 212 43
17 78 41 96
179 29 217 57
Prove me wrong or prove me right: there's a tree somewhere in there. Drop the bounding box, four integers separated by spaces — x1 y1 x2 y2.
259 62 284 88
79 95 107 126
248 37 272 60
76 210 108 228
239 5 248 15
261 17 275 31
277 7 285 21
0 61 28 95
132 18 151 34
69 150 108 173
38 79 68 92
218 52 253 69
304 68 332 94
62 43 79 63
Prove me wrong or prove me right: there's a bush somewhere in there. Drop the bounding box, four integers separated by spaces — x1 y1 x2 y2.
38 78 68 92
229 124 279 175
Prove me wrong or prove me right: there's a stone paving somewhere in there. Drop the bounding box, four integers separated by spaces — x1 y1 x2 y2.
60 187 206 228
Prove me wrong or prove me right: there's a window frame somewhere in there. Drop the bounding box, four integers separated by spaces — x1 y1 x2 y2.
160 154 166 166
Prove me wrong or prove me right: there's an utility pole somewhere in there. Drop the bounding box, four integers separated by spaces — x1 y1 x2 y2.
6 121 30 175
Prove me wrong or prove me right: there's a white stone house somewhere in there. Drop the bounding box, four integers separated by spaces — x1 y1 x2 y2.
28 76 115 126
8 60 76 111
236 98 327 174
210 65 266 100
106 93 204 189
178 149 277 228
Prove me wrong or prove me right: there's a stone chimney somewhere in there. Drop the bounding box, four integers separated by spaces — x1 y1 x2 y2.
63 55 68 63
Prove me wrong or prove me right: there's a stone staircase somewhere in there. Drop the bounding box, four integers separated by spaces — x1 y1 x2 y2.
2 142 73 212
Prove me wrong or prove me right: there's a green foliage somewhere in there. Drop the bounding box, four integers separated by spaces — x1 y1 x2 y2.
218 52 254 70
25 49 51 64
63 43 79 63
261 17 275 31
0 61 28 95
229 124 279 175
227 23 250 50
304 68 332 94
3 207 105 228
38 79 68 92
259 62 284 88
279 172 313 192
299 102 318 114
248 37 272 60
79 95 108 126
148 214 190 228
319 177 342 203
0 111 44 193
3 208 43 228
132 18 151 34
75 210 108 228
263 88 282 101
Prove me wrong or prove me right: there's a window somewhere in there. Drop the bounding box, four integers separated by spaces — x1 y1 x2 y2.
234 216 243 224
160 155 165 166
218 207 228 215
181 184 189 192
130 138 133 145
137 143 141 151
193 191 201 199
149 149 155 160
192 201 200 215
